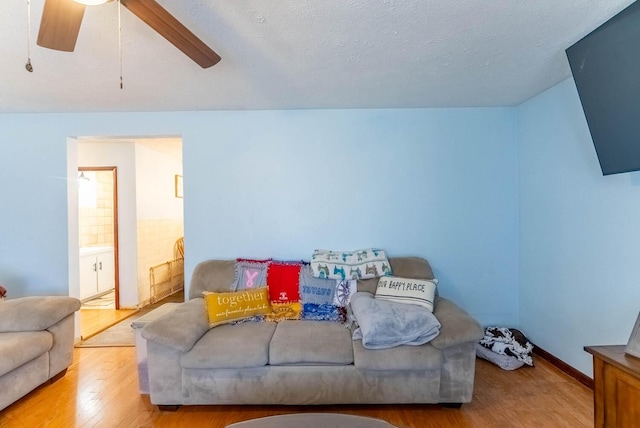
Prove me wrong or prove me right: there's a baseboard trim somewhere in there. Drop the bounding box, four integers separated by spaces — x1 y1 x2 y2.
533 346 593 390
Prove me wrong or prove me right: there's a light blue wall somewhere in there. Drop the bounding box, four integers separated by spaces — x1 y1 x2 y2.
0 113 182 298
517 78 640 376
0 108 518 325
3 82 638 375
183 109 519 325
0 122 70 297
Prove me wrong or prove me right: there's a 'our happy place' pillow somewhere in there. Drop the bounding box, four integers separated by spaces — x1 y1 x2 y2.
203 287 271 328
375 276 438 312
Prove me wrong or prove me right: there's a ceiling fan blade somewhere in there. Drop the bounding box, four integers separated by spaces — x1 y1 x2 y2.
120 0 221 68
37 0 86 52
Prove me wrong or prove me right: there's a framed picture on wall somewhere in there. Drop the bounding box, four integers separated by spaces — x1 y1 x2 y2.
175 175 183 198
625 312 640 359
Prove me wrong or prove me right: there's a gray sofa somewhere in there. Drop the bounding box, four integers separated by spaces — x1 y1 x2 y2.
142 257 483 408
0 296 81 411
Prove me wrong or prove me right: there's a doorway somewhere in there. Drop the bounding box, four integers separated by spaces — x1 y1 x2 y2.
78 167 119 307
77 167 129 339
70 136 184 340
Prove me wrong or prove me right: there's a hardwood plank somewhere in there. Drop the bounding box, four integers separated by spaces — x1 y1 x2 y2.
535 345 594 389
0 347 593 427
79 308 138 340
78 291 184 342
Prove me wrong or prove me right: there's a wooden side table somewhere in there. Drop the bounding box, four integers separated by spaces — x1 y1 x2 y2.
584 345 640 427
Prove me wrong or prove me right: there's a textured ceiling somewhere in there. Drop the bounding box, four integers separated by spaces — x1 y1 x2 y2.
0 0 635 113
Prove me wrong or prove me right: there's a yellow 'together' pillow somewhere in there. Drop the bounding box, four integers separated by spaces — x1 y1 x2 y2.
203 287 272 328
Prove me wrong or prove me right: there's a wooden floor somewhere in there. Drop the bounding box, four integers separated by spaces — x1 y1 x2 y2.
79 292 185 340
79 308 138 340
0 347 593 428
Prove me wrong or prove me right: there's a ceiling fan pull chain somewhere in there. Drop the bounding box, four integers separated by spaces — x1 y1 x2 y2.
118 0 123 89
25 0 33 72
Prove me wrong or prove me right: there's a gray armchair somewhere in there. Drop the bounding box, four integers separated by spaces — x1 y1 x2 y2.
0 296 81 411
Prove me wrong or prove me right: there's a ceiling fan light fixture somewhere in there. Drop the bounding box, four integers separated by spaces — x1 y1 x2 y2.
72 0 110 5
39 0 220 67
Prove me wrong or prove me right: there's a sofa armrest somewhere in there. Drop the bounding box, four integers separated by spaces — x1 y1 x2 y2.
430 297 483 350
47 314 76 378
142 298 209 352
0 296 80 333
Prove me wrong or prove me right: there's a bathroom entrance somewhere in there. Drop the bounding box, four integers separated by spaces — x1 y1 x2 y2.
78 167 119 309
77 166 128 339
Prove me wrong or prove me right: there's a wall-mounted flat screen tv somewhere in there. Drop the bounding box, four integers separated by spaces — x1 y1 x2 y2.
566 1 640 175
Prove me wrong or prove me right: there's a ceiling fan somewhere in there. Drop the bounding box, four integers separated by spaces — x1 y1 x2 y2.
36 0 221 68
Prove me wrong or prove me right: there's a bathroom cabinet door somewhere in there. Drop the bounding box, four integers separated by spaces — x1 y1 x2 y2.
97 249 115 293
80 254 98 300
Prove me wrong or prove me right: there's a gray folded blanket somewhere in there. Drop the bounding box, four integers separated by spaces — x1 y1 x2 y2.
351 292 441 349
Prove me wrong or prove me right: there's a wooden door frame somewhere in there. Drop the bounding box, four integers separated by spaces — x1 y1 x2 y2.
78 166 120 309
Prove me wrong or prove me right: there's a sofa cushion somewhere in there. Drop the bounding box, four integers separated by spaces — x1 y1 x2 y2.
269 320 353 365
189 260 237 299
352 340 442 371
0 331 53 377
181 321 277 369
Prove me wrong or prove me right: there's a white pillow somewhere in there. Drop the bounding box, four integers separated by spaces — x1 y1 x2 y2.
375 276 437 312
